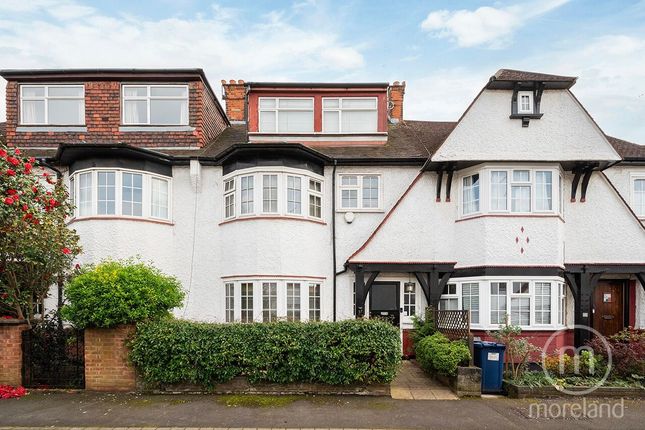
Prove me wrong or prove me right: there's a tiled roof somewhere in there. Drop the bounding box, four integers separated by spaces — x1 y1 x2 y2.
493 69 577 82
606 135 645 160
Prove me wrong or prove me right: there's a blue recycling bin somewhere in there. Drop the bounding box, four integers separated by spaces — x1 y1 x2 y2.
473 341 506 393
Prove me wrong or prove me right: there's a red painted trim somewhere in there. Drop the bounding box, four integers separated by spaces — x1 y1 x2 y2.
221 274 326 280
349 260 457 265
455 213 565 223
600 172 645 231
454 264 565 270
219 216 327 226
347 171 425 261
629 280 637 327
565 262 645 266
68 216 174 226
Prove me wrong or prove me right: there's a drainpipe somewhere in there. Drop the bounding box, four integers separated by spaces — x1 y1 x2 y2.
332 159 338 321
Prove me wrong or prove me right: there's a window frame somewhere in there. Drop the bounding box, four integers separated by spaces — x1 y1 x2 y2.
258 97 315 133
20 84 85 125
439 283 459 311
534 281 552 326
322 97 378 134
69 168 172 221
631 174 645 218
337 173 383 212
461 173 481 216
121 84 189 126
517 91 534 114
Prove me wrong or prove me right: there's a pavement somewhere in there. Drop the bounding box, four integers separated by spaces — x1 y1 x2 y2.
0 391 643 429
389 361 458 400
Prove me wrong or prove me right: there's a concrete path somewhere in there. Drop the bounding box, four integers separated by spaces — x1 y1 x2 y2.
0 391 643 429
389 360 458 400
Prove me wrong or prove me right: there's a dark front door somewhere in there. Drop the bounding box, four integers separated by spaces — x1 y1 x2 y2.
369 282 400 327
593 281 625 337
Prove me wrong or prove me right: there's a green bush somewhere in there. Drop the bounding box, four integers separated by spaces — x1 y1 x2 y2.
410 313 436 346
416 332 470 376
129 319 401 387
61 260 184 328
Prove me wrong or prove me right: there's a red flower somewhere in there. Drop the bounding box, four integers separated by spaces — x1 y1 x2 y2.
61 247 71 255
31 186 38 193
6 157 19 166
24 163 32 173
6 169 15 176
0 149 6 158
3 197 14 205
28 157 35 163
22 204 28 212
14 148 21 155
32 218 40 225
7 189 16 195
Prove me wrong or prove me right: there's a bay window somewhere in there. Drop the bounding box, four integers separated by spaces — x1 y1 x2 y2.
122 85 188 125
262 282 278 322
286 282 301 321
462 283 480 324
21 85 85 125
259 98 314 133
70 169 171 221
338 174 381 211
241 282 254 323
462 174 480 215
511 170 531 212
534 282 552 324
223 168 323 221
490 171 508 211
490 282 507 325
535 171 553 211
322 97 378 133
511 282 530 326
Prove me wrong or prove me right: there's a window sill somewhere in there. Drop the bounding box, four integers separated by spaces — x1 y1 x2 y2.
249 132 387 136
509 113 543 120
17 126 87 132
456 213 564 223
119 125 195 132
219 215 327 226
336 208 384 214
68 216 174 226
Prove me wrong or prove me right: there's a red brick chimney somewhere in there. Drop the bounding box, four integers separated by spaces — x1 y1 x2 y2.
221 79 246 122
388 81 406 123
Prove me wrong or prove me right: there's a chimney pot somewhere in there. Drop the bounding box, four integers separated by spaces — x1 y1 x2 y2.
388 80 406 123
221 79 247 122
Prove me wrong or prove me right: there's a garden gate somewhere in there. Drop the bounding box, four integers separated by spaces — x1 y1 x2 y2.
22 318 85 388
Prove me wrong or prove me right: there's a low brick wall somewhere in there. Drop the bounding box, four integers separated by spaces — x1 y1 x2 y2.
85 325 136 392
0 319 29 386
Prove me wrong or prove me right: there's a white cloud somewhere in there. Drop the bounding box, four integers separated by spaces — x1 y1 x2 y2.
0 0 365 120
421 0 569 48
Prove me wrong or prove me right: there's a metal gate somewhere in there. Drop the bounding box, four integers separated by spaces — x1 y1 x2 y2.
22 318 84 389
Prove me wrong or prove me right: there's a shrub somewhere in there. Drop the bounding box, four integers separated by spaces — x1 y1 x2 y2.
543 349 607 377
61 260 184 328
588 328 645 378
410 313 436 346
416 332 470 376
129 319 401 388
488 316 539 380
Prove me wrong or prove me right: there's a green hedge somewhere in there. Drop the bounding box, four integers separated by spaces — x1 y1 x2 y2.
416 332 470 376
61 260 184 328
129 319 401 387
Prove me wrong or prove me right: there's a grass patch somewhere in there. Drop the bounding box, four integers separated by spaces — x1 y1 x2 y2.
215 394 302 408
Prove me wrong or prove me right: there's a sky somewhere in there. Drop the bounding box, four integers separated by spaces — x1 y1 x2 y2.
0 0 644 142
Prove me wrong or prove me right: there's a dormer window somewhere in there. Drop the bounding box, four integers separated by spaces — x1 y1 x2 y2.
20 85 85 125
323 98 378 133
258 98 314 133
122 85 188 125
517 91 534 114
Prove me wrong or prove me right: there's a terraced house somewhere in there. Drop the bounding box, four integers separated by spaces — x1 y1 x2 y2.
1 68 644 354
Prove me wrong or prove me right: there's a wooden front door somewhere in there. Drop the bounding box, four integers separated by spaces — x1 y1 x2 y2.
593 281 624 337
369 282 401 327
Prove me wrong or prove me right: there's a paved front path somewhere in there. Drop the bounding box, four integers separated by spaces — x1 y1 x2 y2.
390 360 458 400
0 391 643 429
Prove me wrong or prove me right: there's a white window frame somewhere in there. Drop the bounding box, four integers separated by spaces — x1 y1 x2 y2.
258 97 314 133
240 175 255 216
69 168 172 221
511 170 532 213
337 173 383 212
517 91 534 114
631 174 645 218
308 178 323 219
490 282 508 325
462 282 480 324
322 97 378 133
222 167 324 222
510 281 531 327
286 175 302 215
224 178 236 219
225 282 235 323
20 84 85 125
534 282 552 325
262 282 278 322
308 282 321 321
461 173 480 216
262 174 279 214
439 283 458 311
121 84 189 126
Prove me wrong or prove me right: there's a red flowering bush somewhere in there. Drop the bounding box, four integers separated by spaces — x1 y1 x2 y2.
0 385 27 399
588 328 645 378
1 144 81 324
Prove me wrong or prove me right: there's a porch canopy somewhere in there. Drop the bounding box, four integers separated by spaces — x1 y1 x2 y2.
346 262 455 317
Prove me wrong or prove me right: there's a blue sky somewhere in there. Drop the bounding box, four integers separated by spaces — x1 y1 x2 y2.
1 0 644 142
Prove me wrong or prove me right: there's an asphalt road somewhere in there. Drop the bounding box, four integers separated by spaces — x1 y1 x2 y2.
0 391 643 429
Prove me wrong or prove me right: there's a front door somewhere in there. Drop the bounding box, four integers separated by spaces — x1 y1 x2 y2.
593 281 625 337
369 282 400 326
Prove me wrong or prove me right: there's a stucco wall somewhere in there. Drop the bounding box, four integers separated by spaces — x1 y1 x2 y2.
432 89 621 162
603 164 645 225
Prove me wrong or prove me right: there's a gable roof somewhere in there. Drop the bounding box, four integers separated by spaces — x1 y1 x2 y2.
493 69 577 83
606 136 645 161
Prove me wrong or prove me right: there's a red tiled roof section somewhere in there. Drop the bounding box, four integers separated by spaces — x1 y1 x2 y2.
494 69 577 82
606 135 645 160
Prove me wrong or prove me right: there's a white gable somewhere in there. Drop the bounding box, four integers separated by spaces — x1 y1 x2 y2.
565 173 645 263
432 89 621 162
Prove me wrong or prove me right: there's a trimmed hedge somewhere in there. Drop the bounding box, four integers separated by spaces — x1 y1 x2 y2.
129 319 401 387
416 332 471 376
61 260 184 328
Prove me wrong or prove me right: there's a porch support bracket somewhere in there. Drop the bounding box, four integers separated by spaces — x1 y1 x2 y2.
353 266 379 318
435 170 443 202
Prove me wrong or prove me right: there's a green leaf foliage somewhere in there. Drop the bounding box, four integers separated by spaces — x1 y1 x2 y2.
129 319 402 388
416 332 471 376
60 259 184 328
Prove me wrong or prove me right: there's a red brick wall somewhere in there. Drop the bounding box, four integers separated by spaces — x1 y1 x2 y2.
221 79 246 122
388 81 405 122
85 325 136 391
472 329 574 362
0 321 28 386
5 79 228 149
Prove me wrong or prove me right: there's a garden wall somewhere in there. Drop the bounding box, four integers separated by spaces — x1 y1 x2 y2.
0 320 28 386
85 325 136 391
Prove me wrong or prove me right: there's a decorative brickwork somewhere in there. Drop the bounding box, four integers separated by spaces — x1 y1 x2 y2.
0 320 29 386
4 78 228 149
85 325 136 392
